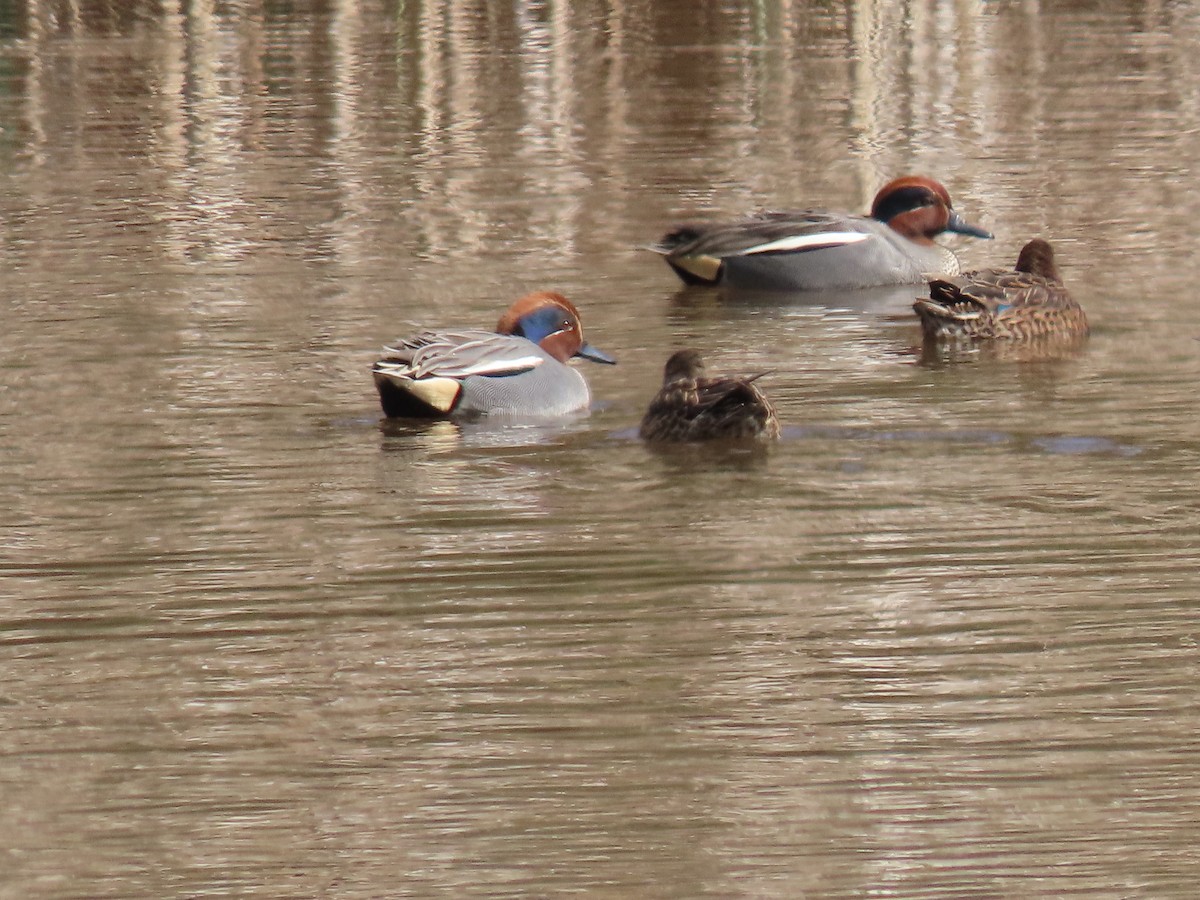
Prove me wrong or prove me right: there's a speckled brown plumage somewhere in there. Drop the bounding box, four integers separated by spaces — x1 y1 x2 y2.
913 239 1088 342
639 349 780 443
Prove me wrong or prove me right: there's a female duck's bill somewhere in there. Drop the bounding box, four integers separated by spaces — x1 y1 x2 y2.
640 348 780 443
913 238 1089 343
650 175 992 291
372 291 615 419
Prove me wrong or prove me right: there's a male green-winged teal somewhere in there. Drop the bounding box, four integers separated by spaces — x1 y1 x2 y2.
650 176 992 291
372 291 615 419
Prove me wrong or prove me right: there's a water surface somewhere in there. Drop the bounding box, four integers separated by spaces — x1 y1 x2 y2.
3 1 1200 897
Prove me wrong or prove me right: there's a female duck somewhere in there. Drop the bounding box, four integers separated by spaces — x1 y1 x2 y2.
650 176 992 291
373 291 615 418
640 349 780 443
912 239 1088 341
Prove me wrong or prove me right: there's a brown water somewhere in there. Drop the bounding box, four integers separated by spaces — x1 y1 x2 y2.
3 0 1200 897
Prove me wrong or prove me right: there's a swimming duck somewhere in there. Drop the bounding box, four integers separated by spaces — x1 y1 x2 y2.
639 349 780 442
372 291 615 418
913 239 1088 341
650 176 992 291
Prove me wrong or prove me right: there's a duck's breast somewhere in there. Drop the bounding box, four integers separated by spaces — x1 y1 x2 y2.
454 353 590 417
720 223 950 290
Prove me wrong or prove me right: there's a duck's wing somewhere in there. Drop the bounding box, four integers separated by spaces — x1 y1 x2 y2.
376 330 545 379
930 269 1072 315
688 373 764 411
652 210 875 259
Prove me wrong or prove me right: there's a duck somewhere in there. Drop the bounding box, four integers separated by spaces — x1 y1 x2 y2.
649 176 992 291
912 238 1088 341
639 349 780 443
372 291 615 418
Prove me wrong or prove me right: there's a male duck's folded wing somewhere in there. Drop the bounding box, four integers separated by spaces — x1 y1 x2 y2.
377 330 545 379
653 210 876 259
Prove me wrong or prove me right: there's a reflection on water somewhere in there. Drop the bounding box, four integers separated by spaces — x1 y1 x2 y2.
379 414 599 451
4 0 1200 897
917 333 1091 366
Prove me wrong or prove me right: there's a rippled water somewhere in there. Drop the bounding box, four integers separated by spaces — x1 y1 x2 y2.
3 0 1200 896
